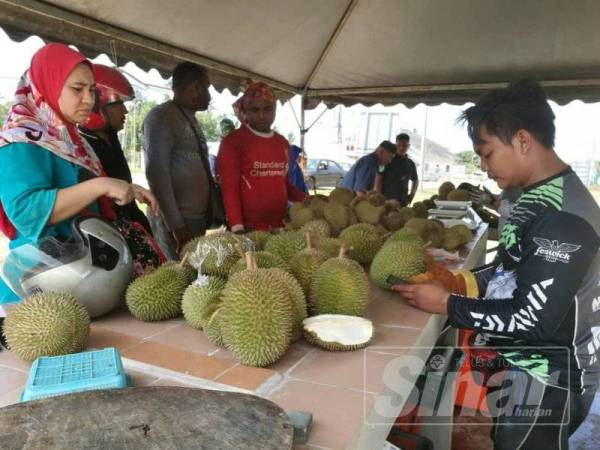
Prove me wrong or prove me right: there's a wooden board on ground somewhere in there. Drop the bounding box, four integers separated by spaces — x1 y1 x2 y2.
0 386 294 450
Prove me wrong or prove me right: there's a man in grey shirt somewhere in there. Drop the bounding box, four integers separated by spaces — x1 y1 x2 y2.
143 62 212 259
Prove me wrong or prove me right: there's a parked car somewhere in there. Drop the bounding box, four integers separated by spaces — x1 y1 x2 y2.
304 159 347 190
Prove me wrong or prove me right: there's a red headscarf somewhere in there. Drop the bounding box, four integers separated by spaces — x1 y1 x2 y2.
0 43 115 239
232 81 276 125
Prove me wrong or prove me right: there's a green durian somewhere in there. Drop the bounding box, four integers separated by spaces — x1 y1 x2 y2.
182 276 227 329
370 240 427 290
126 262 188 321
310 247 369 316
3 292 90 362
339 223 384 264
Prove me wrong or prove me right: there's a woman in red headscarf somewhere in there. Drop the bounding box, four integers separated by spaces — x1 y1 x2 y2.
217 81 306 232
0 43 159 306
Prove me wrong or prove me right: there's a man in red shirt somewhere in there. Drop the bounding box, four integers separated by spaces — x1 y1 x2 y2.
217 82 306 232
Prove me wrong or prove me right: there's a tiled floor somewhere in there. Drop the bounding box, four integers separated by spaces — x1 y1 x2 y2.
0 298 431 449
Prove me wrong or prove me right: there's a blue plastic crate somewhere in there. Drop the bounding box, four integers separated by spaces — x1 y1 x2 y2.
21 347 129 402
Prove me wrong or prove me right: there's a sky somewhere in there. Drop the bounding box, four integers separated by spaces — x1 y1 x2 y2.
1 29 599 164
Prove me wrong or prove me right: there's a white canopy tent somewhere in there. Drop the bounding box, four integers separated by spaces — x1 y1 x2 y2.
2 0 600 109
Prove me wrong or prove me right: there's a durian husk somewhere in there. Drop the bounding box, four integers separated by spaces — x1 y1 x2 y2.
354 201 385 225
370 240 427 290
182 276 227 329
289 234 328 296
4 292 90 361
328 187 355 206
219 268 295 367
309 246 370 316
303 314 373 351
126 263 188 321
339 223 384 264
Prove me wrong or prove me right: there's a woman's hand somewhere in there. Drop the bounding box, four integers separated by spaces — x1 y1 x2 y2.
101 178 136 206
101 179 159 215
131 184 159 216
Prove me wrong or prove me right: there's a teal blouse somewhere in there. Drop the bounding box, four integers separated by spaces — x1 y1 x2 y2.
0 142 90 303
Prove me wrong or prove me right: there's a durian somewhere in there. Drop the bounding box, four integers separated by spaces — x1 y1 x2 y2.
316 237 344 259
191 232 242 277
244 230 272 250
443 228 463 251
204 308 226 347
126 260 188 321
438 181 455 200
289 234 328 296
268 267 307 341
328 187 355 205
354 201 385 224
412 201 429 218
300 219 331 240
303 315 373 351
370 240 427 289
339 223 384 264
219 263 295 367
229 250 289 275
381 211 405 231
451 224 472 245
264 231 306 262
447 189 471 202
306 195 328 218
290 205 314 229
384 199 403 213
388 227 424 246
323 201 349 234
310 246 369 316
367 192 386 207
4 292 90 361
182 276 227 329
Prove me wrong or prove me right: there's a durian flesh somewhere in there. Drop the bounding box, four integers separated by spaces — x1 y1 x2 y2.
303 315 373 351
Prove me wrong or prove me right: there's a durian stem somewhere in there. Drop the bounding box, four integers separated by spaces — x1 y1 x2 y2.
338 244 347 258
180 252 190 267
423 241 432 249
304 232 313 250
245 251 254 270
234 243 246 259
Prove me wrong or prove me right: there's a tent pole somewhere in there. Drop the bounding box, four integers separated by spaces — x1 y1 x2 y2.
419 105 428 192
300 96 306 150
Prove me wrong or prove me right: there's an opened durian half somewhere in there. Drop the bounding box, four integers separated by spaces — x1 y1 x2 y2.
303 314 373 351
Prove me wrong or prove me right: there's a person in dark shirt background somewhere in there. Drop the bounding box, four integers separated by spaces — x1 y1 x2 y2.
79 64 152 234
375 133 418 205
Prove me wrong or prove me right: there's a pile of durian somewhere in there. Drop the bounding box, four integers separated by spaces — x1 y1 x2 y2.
120 186 475 368
1 184 476 365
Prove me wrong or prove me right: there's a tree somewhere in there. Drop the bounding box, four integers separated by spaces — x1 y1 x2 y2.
196 108 221 142
0 102 11 127
454 150 480 173
120 91 157 169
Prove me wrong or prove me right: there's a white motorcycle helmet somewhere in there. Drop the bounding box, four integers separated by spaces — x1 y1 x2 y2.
1 217 133 318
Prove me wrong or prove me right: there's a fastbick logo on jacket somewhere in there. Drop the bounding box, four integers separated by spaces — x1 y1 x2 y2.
251 161 287 177
532 237 581 263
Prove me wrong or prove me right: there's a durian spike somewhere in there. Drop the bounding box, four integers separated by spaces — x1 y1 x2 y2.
304 232 313 250
234 243 246 259
180 252 190 267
